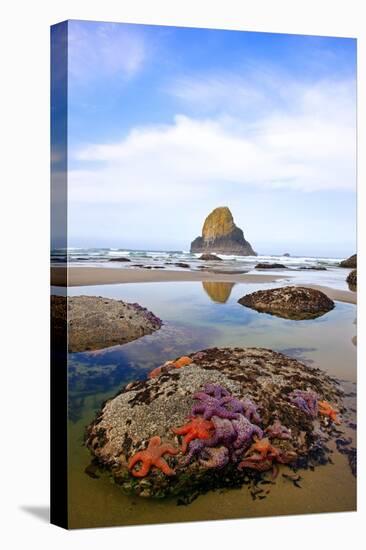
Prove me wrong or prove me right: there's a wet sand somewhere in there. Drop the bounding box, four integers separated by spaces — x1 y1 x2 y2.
301 284 356 305
51 266 356 304
51 266 283 286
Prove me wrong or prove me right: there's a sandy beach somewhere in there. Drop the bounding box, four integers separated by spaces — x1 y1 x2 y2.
51 266 356 305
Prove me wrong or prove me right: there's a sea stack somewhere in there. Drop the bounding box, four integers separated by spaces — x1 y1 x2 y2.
190 207 256 256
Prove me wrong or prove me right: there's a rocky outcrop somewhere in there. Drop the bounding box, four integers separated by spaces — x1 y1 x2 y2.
340 254 357 268
51 295 162 352
86 347 347 499
347 270 357 290
238 286 335 320
191 207 256 256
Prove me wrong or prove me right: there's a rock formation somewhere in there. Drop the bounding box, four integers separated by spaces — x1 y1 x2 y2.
191 207 256 256
339 254 357 268
238 286 335 320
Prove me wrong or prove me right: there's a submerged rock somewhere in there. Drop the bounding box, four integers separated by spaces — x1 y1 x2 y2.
199 253 223 261
191 207 256 256
299 266 327 271
238 286 335 320
339 254 357 268
86 347 347 499
108 257 131 262
53 295 162 352
255 263 287 270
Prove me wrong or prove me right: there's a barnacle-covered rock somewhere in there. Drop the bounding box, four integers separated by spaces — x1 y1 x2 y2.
51 295 162 352
238 286 334 320
85 347 348 498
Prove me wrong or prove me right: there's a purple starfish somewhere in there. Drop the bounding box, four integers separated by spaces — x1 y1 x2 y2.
232 415 263 450
289 390 318 417
199 446 229 469
182 439 207 465
182 416 236 465
192 392 239 420
241 397 261 424
265 419 292 440
202 383 230 399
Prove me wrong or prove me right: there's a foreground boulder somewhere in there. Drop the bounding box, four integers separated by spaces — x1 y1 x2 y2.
191 207 256 256
238 286 334 320
85 347 350 500
51 295 162 352
347 270 357 290
340 254 357 268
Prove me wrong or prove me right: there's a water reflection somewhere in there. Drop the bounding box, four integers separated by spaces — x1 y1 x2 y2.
202 281 235 303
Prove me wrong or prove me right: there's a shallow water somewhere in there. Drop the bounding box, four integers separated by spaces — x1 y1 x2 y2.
64 281 356 528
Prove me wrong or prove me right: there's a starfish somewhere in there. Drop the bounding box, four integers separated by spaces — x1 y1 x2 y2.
128 436 179 477
289 390 318 417
265 419 292 440
245 437 280 460
172 416 214 453
182 438 208 465
148 361 174 379
192 391 239 420
182 416 236 465
239 438 297 476
318 400 340 423
148 356 192 379
202 383 230 399
199 446 229 469
173 356 193 368
231 414 263 450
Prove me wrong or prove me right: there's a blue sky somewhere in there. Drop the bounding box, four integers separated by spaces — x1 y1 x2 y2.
62 20 356 256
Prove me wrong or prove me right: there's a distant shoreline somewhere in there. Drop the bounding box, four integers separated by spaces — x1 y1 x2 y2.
51 266 356 305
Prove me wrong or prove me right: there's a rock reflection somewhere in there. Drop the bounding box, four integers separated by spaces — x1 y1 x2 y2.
202 281 235 303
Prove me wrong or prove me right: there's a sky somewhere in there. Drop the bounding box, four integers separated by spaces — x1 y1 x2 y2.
59 20 356 257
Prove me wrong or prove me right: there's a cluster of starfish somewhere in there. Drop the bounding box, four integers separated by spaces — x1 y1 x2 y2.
172 384 295 471
289 390 340 423
127 384 299 478
191 383 262 422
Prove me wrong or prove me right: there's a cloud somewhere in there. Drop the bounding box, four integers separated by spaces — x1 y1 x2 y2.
69 76 356 207
68 21 146 83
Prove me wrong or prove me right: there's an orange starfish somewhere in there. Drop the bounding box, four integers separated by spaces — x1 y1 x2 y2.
318 400 340 423
148 356 192 379
172 416 214 453
128 436 179 477
173 356 192 368
245 437 280 460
